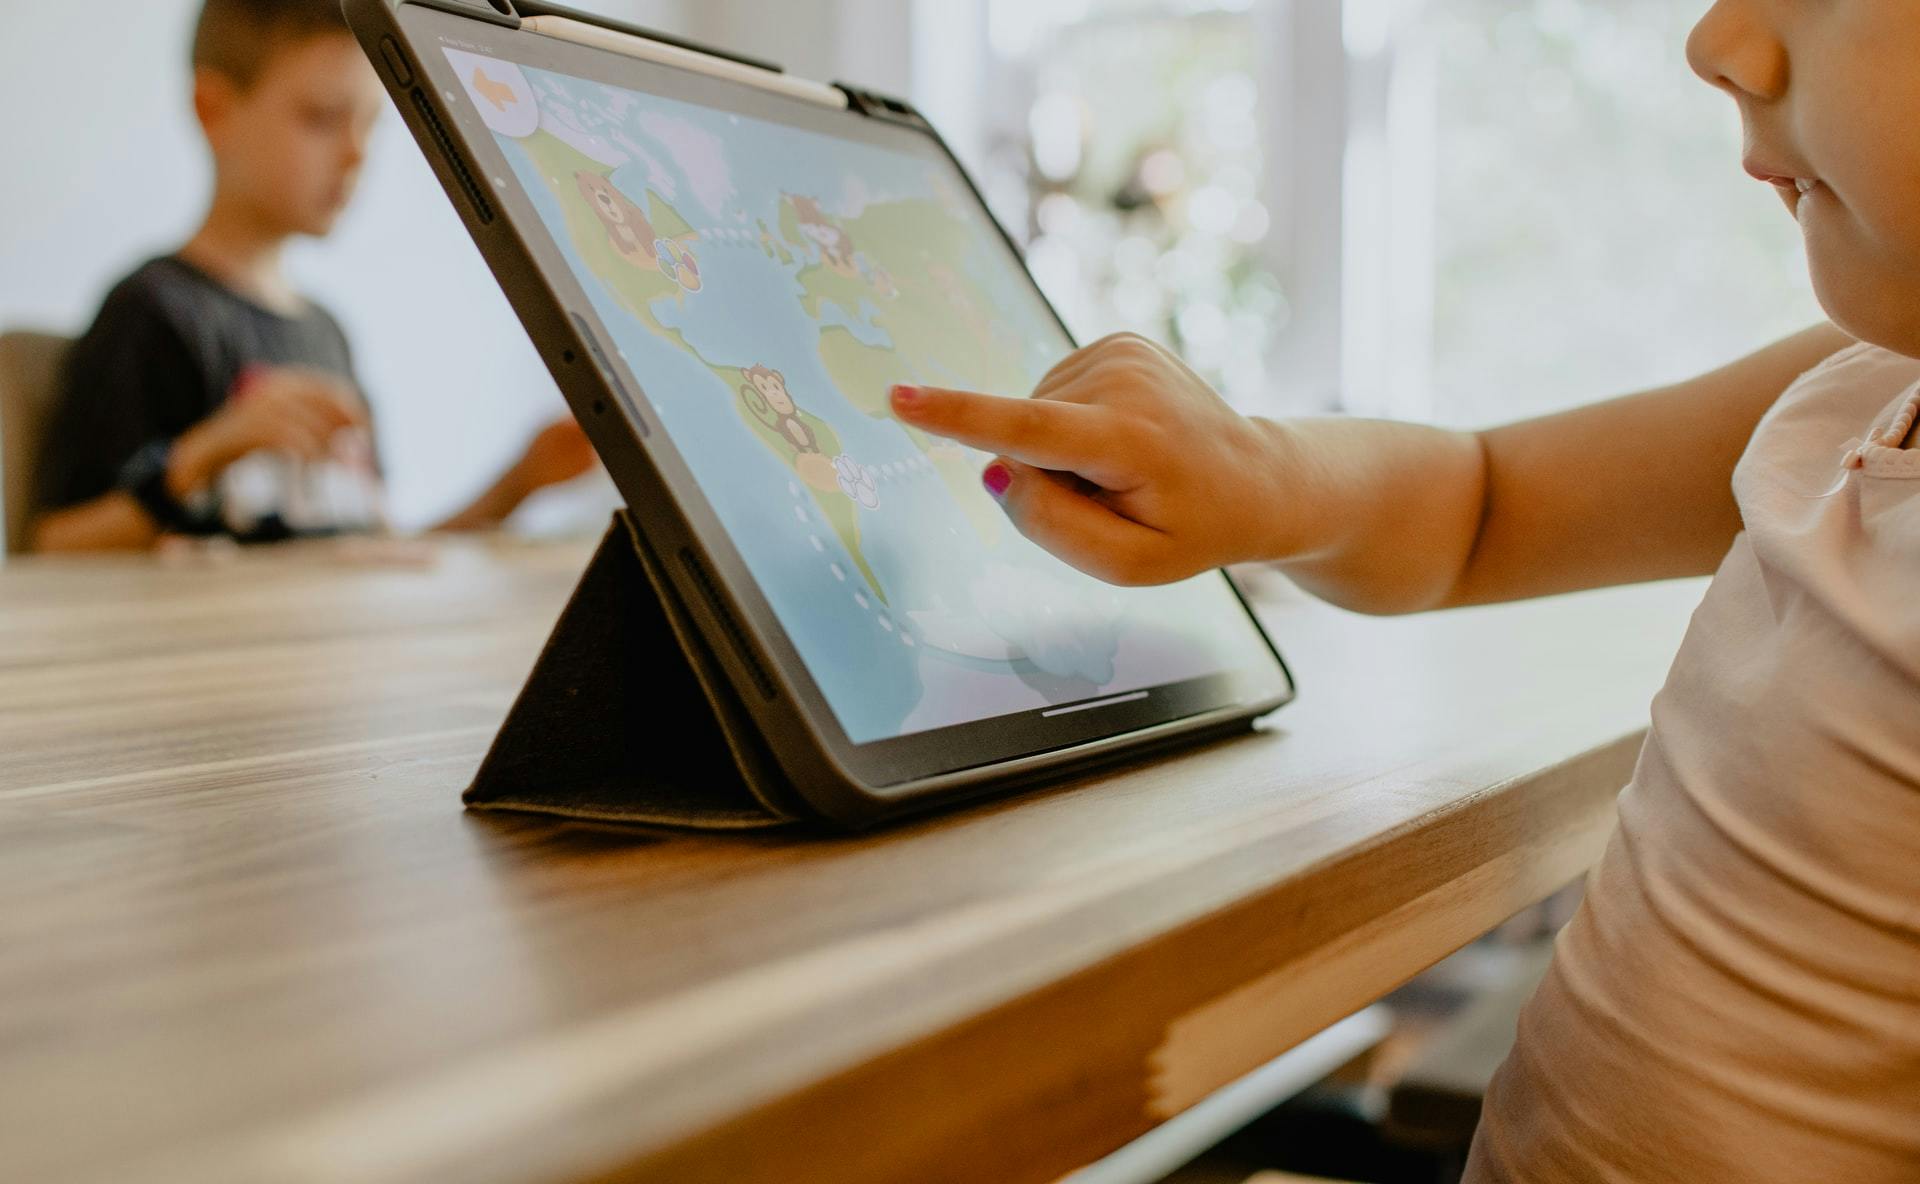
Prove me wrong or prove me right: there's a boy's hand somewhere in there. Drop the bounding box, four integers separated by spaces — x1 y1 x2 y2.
511 417 598 496
890 333 1291 585
169 366 368 497
433 416 599 534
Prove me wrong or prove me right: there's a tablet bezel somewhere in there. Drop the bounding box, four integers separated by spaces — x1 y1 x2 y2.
361 0 1296 817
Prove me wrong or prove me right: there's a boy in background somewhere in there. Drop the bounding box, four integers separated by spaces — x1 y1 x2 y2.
31 0 594 551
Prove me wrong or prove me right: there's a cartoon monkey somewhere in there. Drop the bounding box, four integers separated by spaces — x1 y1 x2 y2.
740 364 844 495
788 195 860 278
577 172 658 269
740 364 821 455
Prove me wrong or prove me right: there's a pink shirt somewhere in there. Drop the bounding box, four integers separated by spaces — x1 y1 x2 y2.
1468 343 1920 1181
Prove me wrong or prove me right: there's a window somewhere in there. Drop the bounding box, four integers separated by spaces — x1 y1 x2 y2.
1413 0 1823 424
976 0 1288 413
943 0 1824 423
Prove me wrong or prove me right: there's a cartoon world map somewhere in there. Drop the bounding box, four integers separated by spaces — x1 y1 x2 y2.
448 46 1263 742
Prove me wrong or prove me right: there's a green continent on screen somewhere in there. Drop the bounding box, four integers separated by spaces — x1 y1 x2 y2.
794 196 1032 403
519 130 696 345
524 129 1060 608
794 195 1030 546
521 129 886 602
716 363 883 601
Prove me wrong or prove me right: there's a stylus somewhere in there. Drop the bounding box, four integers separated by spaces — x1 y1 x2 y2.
519 16 850 110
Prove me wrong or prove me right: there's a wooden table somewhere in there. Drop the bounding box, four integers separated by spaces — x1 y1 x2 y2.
0 537 1704 1184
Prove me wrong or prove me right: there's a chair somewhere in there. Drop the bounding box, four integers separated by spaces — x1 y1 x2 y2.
0 331 74 555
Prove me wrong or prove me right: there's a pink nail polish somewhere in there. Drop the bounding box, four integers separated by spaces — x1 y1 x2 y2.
983 463 1012 499
890 384 921 406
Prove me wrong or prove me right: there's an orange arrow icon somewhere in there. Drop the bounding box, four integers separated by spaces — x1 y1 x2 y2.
472 68 517 113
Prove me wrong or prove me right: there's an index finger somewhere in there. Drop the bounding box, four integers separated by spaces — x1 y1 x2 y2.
890 384 1140 489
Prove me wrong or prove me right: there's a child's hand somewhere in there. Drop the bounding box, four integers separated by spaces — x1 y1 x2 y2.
430 416 599 534
511 417 598 495
890 333 1289 585
170 366 369 496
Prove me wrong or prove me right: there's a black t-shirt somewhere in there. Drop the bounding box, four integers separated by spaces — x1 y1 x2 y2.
36 255 380 535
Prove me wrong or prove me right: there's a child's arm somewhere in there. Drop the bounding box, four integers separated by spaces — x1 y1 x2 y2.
1432 322 1850 609
30 369 367 553
891 323 1851 614
28 493 166 553
431 417 596 533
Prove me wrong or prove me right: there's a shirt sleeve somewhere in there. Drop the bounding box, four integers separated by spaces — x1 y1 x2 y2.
34 290 209 511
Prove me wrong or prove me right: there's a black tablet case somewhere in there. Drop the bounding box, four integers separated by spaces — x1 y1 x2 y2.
375 2 1294 829
418 6 1008 830
465 511 807 829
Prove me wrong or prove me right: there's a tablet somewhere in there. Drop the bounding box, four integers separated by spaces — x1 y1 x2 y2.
350 0 1296 824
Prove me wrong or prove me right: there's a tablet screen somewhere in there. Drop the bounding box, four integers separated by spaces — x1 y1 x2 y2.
433 36 1282 745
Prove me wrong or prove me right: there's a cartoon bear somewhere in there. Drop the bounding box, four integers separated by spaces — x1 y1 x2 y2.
788 195 860 278
577 172 658 269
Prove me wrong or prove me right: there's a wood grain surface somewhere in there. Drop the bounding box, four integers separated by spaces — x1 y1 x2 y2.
0 538 1704 1184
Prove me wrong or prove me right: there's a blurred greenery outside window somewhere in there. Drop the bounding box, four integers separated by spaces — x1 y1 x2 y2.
983 0 1285 414
977 0 1821 423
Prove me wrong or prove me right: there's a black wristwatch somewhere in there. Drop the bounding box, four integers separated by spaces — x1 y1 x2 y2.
116 439 197 533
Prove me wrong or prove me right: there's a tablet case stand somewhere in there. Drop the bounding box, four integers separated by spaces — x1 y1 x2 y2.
379 2 1294 829
465 511 806 830
435 11 994 832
